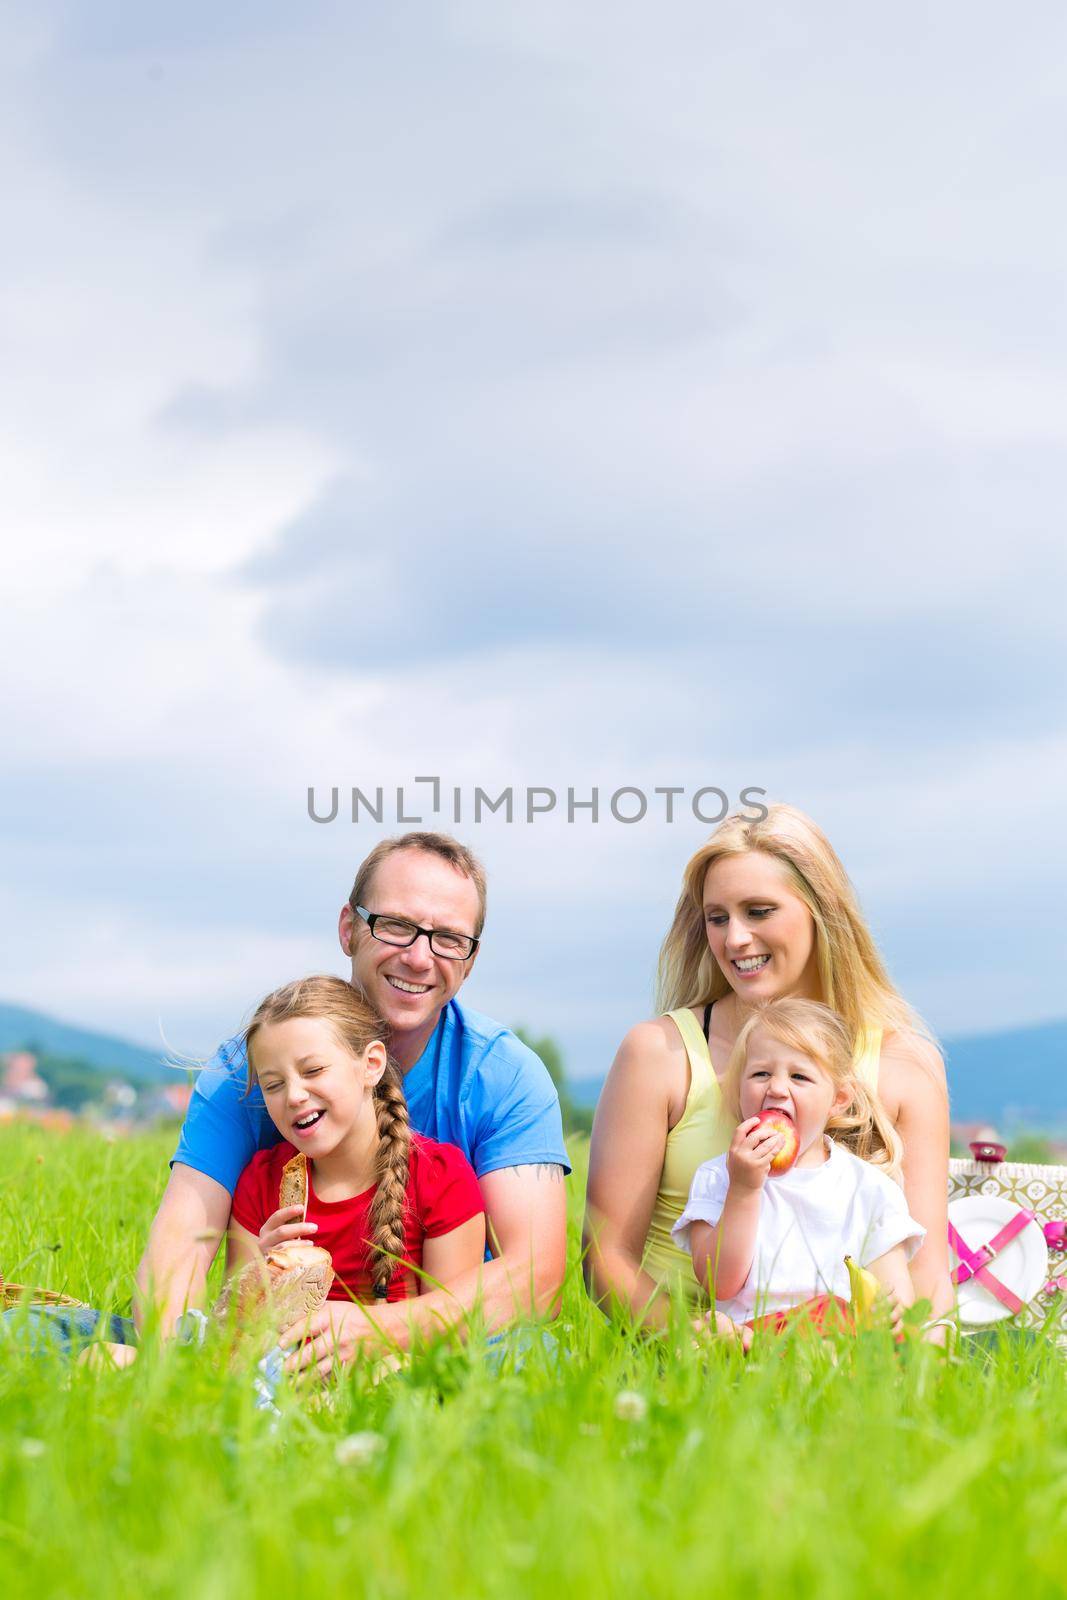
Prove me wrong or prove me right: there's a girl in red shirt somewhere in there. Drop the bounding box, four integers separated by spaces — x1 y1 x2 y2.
229 975 486 1306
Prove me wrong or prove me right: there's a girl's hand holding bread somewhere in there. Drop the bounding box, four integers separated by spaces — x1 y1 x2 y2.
256 1205 318 1255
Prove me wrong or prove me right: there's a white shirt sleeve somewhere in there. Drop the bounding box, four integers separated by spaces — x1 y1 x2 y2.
671 1157 730 1255
856 1167 926 1265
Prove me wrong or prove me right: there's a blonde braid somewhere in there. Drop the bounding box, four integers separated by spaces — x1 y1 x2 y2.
368 1061 412 1299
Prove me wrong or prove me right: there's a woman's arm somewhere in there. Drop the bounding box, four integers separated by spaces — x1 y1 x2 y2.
419 1214 488 1296
583 1019 687 1330
879 1033 954 1319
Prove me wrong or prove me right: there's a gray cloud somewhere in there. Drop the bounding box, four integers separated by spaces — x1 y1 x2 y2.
3 0 1066 1068
233 444 1065 762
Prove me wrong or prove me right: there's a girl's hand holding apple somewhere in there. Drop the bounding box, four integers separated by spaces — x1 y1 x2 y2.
726 1116 787 1191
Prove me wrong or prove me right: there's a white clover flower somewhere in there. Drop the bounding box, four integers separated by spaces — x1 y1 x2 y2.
21 1438 47 1459
334 1431 385 1467
613 1390 648 1423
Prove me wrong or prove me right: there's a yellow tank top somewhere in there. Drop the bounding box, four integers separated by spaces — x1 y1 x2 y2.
640 1009 735 1305
640 1009 884 1306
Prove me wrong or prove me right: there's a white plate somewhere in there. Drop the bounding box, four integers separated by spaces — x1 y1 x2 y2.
949 1194 1049 1326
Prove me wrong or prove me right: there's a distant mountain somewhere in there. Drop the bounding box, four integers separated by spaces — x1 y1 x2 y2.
3 998 1065 1131
0 1001 172 1083
942 1017 1066 1130
570 1016 1067 1131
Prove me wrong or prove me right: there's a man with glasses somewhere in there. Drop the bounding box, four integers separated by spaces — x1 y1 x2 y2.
137 832 569 1372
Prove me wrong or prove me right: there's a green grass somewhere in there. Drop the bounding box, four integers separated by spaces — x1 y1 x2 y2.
2 1122 1065 1599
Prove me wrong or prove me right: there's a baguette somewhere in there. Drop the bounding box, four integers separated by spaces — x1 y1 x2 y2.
279 1151 309 1220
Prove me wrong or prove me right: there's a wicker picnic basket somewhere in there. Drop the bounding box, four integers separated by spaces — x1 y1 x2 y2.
949 1143 1067 1350
0 1274 88 1310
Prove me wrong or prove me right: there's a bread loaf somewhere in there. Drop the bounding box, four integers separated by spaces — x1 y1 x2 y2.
279 1151 309 1219
213 1240 334 1341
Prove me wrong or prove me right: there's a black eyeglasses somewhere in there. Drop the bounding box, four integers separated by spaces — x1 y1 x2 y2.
353 905 479 961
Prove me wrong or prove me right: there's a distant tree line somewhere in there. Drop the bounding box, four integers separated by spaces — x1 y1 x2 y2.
513 1027 593 1137
12 1031 598 1136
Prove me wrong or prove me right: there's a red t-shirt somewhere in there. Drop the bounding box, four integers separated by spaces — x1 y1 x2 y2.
231 1133 485 1304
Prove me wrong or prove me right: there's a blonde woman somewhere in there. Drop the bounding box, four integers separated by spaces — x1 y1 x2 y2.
583 805 952 1333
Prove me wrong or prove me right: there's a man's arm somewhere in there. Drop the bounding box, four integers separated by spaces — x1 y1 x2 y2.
478 1161 569 1318
134 1164 231 1336
137 1033 261 1335
281 1163 568 1377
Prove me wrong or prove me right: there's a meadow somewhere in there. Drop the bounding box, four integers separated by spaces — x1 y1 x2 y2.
1 1120 1065 1600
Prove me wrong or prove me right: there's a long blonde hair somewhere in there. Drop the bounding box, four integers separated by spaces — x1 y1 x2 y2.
724 999 903 1179
656 804 929 1052
245 975 411 1300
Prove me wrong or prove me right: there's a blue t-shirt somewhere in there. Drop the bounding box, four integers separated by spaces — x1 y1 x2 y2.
172 999 571 1194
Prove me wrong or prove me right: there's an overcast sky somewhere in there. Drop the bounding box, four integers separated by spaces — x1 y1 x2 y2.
2 3 1065 1083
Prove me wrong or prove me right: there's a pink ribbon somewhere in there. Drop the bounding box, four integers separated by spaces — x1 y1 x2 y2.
949 1209 1037 1315
1044 1219 1066 1251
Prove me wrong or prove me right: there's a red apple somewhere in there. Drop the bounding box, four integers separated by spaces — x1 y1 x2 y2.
753 1107 799 1175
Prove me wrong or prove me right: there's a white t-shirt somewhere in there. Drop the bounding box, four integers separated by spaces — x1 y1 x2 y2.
671 1138 926 1324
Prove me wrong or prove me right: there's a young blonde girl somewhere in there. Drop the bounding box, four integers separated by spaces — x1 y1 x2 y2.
672 999 925 1331
82 976 486 1371
229 975 486 1308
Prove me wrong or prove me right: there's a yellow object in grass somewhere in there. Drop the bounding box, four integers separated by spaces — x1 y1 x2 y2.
845 1256 882 1325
